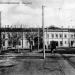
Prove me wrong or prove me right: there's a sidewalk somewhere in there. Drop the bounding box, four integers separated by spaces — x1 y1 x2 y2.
60 55 75 75
61 54 75 69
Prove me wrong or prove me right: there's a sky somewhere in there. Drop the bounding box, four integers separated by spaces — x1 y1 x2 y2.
0 0 75 28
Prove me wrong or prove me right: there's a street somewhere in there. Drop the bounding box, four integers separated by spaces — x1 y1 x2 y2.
0 51 75 75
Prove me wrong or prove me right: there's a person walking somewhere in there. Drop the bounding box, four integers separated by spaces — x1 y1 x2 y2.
50 41 56 54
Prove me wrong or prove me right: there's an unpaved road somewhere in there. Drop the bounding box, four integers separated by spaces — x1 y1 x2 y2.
0 53 75 75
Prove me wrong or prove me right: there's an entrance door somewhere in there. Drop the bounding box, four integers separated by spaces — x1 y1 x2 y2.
71 41 73 47
56 41 58 46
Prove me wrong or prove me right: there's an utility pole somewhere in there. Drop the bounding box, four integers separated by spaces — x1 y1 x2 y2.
47 27 49 50
38 26 39 51
68 26 70 47
62 26 63 46
21 25 23 49
0 12 1 50
42 5 45 59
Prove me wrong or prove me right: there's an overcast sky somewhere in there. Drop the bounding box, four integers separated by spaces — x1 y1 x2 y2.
0 0 75 28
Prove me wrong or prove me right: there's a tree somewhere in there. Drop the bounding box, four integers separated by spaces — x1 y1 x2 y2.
25 32 35 52
25 29 43 51
8 32 21 50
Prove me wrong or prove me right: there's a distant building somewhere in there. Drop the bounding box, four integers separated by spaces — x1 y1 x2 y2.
1 26 75 49
1 32 30 49
1 28 42 49
44 26 75 48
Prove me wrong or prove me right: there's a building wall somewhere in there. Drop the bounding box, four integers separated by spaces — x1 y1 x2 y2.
1 32 30 49
45 31 75 47
1 32 8 49
1 28 75 49
18 32 30 49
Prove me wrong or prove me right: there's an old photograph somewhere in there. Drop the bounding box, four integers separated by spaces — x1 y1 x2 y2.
0 0 75 75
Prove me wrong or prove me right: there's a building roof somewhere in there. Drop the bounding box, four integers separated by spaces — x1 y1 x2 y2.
0 26 75 32
45 26 75 32
45 26 68 32
47 26 60 29
0 28 42 32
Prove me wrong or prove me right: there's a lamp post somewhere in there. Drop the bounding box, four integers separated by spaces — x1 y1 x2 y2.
42 5 45 59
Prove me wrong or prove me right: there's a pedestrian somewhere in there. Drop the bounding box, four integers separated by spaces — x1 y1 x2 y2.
50 41 56 54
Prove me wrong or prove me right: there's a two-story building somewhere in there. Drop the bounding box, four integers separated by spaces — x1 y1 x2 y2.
45 26 75 48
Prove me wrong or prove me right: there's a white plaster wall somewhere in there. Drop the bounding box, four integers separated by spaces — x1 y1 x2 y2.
45 31 75 47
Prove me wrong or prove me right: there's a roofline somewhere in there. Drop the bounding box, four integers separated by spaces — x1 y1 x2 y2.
0 27 75 32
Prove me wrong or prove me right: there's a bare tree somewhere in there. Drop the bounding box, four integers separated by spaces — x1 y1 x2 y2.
25 31 37 52
8 32 21 52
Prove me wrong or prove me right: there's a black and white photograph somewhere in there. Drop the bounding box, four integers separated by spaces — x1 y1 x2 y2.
0 0 75 75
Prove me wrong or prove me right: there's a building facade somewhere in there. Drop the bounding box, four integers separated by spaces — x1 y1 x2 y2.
1 32 30 49
1 26 75 49
45 26 75 48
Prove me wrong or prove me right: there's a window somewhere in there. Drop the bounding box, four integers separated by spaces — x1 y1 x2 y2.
47 34 49 38
3 41 5 46
71 34 73 38
60 34 62 38
60 41 63 46
74 34 75 37
64 34 67 38
51 34 54 38
56 34 58 38
3 34 5 39
19 41 21 45
65 41 67 44
8 33 10 38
